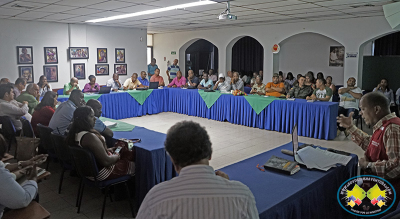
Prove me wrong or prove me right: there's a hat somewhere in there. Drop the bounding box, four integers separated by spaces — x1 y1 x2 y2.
218 73 225 78
273 73 279 77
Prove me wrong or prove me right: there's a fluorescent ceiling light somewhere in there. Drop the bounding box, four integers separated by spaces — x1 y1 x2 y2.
86 0 217 23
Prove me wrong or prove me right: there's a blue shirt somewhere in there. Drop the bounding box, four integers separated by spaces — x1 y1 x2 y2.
200 79 214 89
48 100 77 135
148 64 158 75
187 77 200 87
94 117 106 133
138 77 150 86
167 65 180 79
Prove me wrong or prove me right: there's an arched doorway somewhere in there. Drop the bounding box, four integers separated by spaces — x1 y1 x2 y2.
184 39 218 78
231 36 264 76
275 32 344 85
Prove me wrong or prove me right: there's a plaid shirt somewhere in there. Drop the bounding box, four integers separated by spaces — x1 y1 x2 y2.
348 113 400 179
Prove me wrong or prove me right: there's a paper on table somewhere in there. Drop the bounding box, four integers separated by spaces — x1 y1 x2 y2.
316 148 352 165
103 121 117 128
297 146 351 171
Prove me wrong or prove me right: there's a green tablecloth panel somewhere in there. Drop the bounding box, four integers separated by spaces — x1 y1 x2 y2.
198 90 223 108
99 117 135 132
244 95 278 114
57 94 102 103
126 89 154 105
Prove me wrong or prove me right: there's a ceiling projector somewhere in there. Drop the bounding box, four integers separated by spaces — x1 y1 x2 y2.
219 1 237 20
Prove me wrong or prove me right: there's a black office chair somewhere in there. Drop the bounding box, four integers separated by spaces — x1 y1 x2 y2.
20 118 35 138
0 116 17 152
51 133 74 194
37 124 56 170
69 145 135 219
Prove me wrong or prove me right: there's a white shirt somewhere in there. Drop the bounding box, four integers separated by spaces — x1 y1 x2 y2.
106 78 121 90
339 87 362 109
137 165 259 219
39 84 52 97
396 88 400 105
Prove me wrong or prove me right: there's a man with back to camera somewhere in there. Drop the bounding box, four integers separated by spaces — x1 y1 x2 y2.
286 75 313 99
85 99 113 138
136 121 259 219
0 78 10 84
338 92 400 206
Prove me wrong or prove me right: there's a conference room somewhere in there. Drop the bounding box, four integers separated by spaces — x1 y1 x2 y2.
1 0 400 218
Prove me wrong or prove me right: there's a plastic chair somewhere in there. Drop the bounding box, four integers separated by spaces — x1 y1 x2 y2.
20 118 35 138
51 133 74 194
69 146 135 219
0 116 17 152
37 124 56 170
57 89 64 95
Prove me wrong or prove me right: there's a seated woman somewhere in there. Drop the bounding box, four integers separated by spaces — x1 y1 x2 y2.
66 106 135 181
250 76 265 95
83 75 100 93
31 91 58 137
284 72 296 87
325 76 336 94
304 72 316 90
0 134 47 217
37 75 52 98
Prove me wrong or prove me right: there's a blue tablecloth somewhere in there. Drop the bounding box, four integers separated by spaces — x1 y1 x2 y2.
220 142 358 219
112 126 176 207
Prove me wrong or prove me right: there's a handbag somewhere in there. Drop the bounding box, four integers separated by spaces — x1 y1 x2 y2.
113 138 140 161
15 129 40 161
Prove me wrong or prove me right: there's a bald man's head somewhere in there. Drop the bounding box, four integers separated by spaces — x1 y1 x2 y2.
86 99 103 117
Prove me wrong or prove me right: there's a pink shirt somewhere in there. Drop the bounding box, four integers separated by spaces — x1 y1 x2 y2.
83 83 100 93
168 77 186 87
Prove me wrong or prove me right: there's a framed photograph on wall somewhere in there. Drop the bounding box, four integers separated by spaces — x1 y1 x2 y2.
18 66 34 83
115 48 125 63
17 46 33 64
44 47 58 64
114 64 127 75
97 48 107 63
43 65 58 82
329 46 345 67
73 63 86 80
69 47 89 59
95 64 109 76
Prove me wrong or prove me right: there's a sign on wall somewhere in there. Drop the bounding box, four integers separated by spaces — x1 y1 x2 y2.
346 52 358 58
171 51 176 55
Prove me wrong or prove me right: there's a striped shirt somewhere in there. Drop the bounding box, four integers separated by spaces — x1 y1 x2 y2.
136 165 259 219
348 113 400 178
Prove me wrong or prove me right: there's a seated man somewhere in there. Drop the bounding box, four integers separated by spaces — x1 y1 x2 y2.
186 70 199 88
265 73 285 97
250 75 265 95
208 69 217 83
225 71 233 82
136 121 258 219
138 71 149 87
16 84 40 114
13 78 27 98
337 77 362 133
168 71 186 88
230 71 244 91
197 72 214 90
338 92 400 205
63 77 80 95
0 84 30 130
150 68 165 87
213 73 231 92
306 78 332 101
106 73 122 91
48 89 85 135
86 99 113 138
0 78 10 84
286 75 313 99
123 73 144 90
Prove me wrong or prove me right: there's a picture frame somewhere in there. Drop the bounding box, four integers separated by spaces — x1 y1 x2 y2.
43 65 58 82
44 47 58 64
95 64 109 76
18 66 34 83
17 46 33 64
329 46 345 67
69 47 89 59
114 64 127 75
73 63 86 80
115 48 125 63
97 48 107 63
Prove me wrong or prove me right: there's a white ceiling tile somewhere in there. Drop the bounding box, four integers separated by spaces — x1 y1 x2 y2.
62 15 102 22
55 0 108 7
0 8 26 16
116 0 159 3
18 0 60 3
42 13 79 20
85 0 136 10
1 0 48 10
112 4 163 13
15 11 54 18
62 7 104 16
35 4 78 13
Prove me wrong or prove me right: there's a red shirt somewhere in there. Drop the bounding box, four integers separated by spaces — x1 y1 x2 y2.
31 106 55 137
150 75 164 86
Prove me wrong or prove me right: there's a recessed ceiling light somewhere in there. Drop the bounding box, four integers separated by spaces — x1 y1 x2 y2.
86 0 217 23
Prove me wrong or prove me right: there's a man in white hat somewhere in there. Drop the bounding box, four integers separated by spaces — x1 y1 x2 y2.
213 73 231 92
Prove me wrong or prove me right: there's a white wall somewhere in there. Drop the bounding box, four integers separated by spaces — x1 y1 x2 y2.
0 19 147 89
278 33 344 85
153 16 398 87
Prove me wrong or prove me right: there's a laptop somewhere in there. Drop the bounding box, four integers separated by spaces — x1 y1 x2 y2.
149 82 159 89
136 87 148 90
99 86 111 94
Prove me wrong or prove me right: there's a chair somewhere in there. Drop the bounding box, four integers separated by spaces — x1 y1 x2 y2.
57 89 64 95
51 133 74 194
69 146 135 219
20 118 35 138
36 124 56 170
0 116 17 152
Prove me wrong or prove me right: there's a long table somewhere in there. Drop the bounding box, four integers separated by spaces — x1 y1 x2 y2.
57 88 339 140
220 142 358 219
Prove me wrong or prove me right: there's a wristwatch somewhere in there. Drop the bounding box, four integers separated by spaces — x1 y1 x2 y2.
17 161 23 169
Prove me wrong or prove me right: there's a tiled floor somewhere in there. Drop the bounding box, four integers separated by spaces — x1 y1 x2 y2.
35 112 369 218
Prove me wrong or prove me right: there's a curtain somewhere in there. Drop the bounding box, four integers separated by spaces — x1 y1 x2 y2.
232 36 264 74
374 31 400 56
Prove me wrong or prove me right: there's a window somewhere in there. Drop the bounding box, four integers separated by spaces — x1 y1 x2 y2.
147 47 153 64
